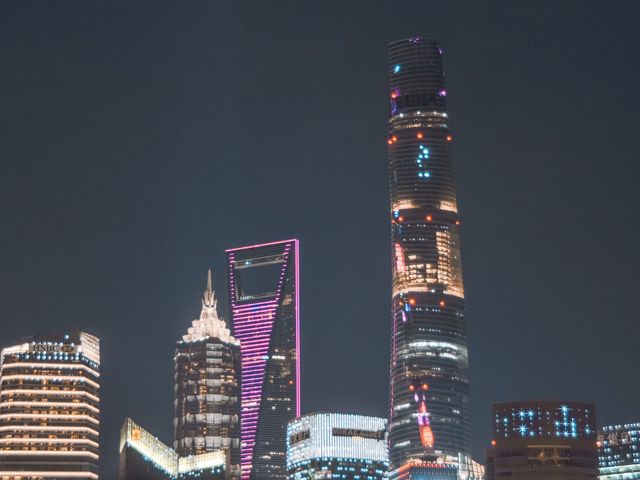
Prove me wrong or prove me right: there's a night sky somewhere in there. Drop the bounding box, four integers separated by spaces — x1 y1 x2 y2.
2 1 639 478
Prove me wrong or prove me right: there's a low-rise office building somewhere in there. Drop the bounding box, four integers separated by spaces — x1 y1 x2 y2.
486 400 598 480
287 413 388 480
119 418 227 480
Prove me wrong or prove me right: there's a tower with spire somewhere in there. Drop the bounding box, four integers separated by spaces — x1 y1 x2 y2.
181 270 237 345
174 270 241 478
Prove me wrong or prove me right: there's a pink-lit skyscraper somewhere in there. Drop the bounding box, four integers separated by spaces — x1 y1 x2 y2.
226 239 300 480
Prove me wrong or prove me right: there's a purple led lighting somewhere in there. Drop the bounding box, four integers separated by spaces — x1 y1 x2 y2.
226 239 300 480
294 239 300 416
225 238 299 253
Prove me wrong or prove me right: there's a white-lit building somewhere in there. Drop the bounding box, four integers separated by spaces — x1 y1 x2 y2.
598 423 640 480
119 418 227 480
0 332 100 479
286 413 388 480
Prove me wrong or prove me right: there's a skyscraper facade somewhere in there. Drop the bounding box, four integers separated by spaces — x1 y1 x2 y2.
0 332 100 479
486 400 598 480
226 239 300 480
286 413 388 480
174 271 241 478
387 38 471 469
598 423 640 479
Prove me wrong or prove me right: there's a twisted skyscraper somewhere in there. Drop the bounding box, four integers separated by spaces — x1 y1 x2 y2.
387 38 473 474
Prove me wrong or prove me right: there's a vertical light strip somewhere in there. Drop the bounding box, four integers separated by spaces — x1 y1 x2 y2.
294 239 301 417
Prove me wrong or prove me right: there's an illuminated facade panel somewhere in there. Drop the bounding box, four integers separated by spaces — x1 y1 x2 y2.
174 271 241 478
492 400 596 440
598 423 640 480
119 418 226 480
389 460 458 480
226 239 300 480
0 332 100 479
387 38 471 468
486 401 598 480
388 455 483 480
286 413 388 480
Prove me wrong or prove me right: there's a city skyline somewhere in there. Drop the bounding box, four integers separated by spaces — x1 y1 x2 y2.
1 1 639 478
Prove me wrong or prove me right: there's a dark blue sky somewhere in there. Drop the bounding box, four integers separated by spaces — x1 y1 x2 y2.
1 1 639 478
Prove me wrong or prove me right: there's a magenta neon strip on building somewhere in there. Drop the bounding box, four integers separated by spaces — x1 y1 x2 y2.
226 239 300 480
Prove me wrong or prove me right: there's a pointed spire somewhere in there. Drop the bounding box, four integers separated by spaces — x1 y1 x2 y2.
202 268 216 309
182 269 238 345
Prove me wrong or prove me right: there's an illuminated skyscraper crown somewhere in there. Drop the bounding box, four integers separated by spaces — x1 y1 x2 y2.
182 270 238 345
